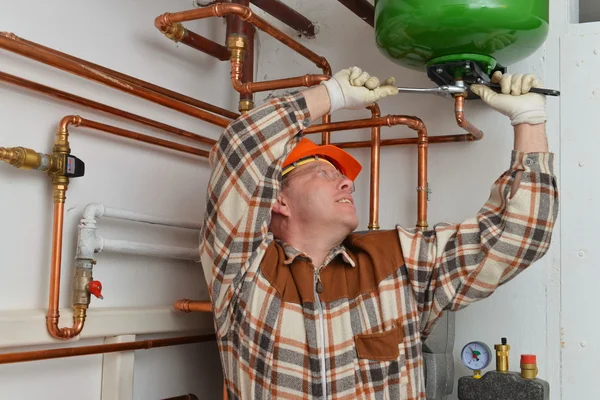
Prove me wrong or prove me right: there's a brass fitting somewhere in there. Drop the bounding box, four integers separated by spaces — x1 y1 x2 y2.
52 175 69 204
227 34 247 62
1 146 44 170
72 267 93 306
520 354 538 380
238 99 254 114
368 223 380 230
495 338 511 372
162 22 187 43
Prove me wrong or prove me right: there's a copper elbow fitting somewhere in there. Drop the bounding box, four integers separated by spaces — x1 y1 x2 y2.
46 305 87 340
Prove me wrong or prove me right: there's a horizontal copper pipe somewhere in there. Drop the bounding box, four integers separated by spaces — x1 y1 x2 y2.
155 3 331 74
454 95 484 140
0 334 215 364
0 70 216 147
74 116 209 158
303 115 425 134
230 57 328 94
1 33 238 120
0 33 232 128
334 134 475 149
174 299 212 313
249 0 317 37
181 28 231 61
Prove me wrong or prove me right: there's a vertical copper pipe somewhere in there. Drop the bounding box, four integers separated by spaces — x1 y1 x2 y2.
454 95 484 140
46 202 85 339
223 382 228 400
230 0 255 113
303 114 429 229
249 0 317 37
0 71 216 146
0 334 216 364
0 34 232 127
367 104 381 230
416 127 429 230
0 33 238 120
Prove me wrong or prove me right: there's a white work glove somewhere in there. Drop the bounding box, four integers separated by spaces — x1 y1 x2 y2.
470 71 547 126
321 67 398 113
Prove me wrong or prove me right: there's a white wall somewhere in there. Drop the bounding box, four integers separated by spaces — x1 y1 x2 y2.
1 0 597 399
0 0 229 399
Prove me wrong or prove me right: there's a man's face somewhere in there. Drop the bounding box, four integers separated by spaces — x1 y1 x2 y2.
280 160 358 234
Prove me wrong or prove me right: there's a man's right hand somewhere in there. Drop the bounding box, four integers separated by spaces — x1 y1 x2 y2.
321 67 398 113
470 71 547 126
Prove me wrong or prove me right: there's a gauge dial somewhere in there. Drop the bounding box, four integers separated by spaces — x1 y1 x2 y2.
460 341 492 371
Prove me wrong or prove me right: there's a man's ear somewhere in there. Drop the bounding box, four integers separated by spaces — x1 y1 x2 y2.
272 194 291 217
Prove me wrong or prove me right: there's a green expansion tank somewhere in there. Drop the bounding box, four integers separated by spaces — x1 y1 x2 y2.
375 0 549 77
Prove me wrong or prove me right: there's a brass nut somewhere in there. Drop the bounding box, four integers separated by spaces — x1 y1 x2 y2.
163 22 187 42
227 34 247 51
238 99 254 114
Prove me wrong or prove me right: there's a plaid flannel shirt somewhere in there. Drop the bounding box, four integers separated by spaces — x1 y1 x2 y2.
200 92 558 399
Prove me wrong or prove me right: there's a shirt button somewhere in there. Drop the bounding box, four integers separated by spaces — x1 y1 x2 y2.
525 158 533 166
303 118 311 127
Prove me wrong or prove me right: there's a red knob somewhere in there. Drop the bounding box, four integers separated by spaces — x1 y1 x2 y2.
87 280 104 299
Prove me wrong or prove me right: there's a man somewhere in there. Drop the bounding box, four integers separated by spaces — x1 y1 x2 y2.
200 67 558 399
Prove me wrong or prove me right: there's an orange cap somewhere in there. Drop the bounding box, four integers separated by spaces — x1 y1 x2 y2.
521 354 536 364
282 138 362 181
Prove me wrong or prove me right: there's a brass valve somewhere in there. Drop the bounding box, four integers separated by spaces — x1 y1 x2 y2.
494 337 511 373
0 146 55 171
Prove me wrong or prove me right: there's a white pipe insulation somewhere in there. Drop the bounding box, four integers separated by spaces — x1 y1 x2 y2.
77 203 201 263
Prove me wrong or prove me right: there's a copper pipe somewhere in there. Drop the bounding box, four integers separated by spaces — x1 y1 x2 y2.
223 382 228 400
321 114 331 145
454 95 484 140
0 71 216 147
230 57 328 94
303 115 424 134
76 117 209 158
336 0 375 27
0 33 232 127
416 126 429 230
367 104 381 230
228 0 255 113
304 114 429 229
46 116 206 340
174 299 212 313
249 0 317 38
334 134 475 149
0 334 215 364
181 28 231 61
155 4 331 74
0 33 238 120
46 202 85 339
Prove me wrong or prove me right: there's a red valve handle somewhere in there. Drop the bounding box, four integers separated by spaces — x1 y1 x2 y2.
87 280 104 299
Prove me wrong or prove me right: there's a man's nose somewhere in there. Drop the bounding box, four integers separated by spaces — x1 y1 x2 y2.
338 176 355 193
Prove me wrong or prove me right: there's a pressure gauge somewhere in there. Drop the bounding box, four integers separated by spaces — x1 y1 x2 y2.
460 341 492 376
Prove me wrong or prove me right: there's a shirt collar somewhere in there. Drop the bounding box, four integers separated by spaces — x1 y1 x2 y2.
277 240 356 268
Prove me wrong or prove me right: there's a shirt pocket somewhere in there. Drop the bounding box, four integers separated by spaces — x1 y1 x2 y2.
354 325 408 398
